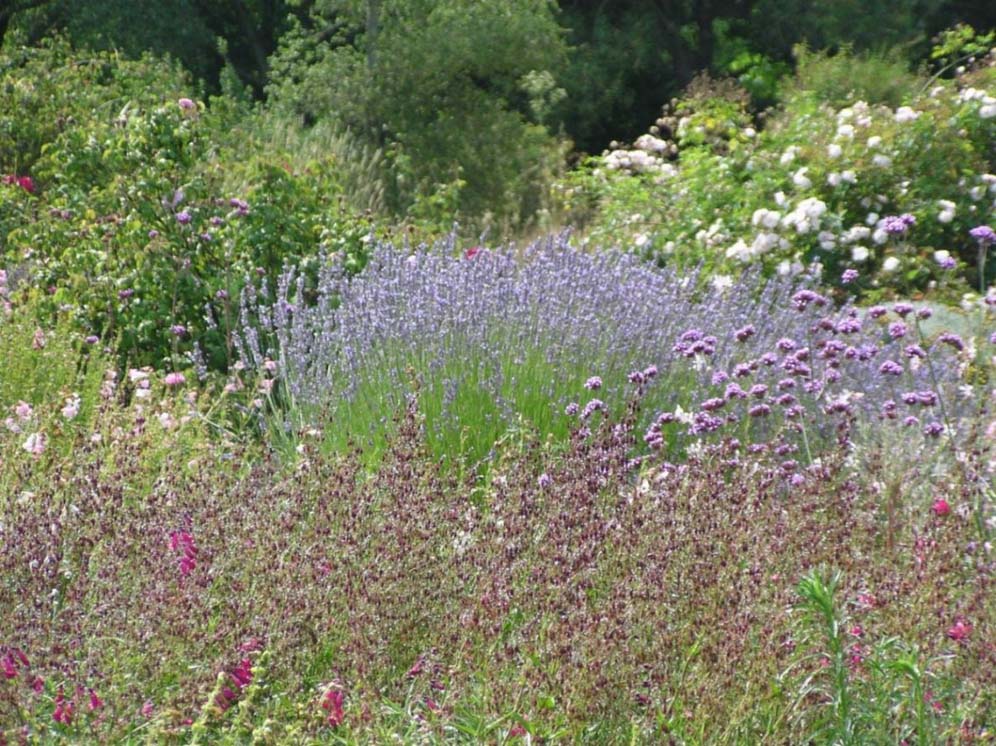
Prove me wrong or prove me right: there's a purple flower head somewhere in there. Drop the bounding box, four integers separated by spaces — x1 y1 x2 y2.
581 399 606 419
584 376 602 391
748 403 771 418
879 360 904 376
917 307 932 320
902 391 919 405
841 268 859 284
791 289 828 311
643 365 658 379
937 332 965 351
893 303 914 317
734 324 756 342
118 288 134 300
84 335 99 345
904 344 926 359
836 317 861 334
725 383 747 400
175 210 192 225
882 215 914 235
903 415 919 427
679 329 703 343
923 421 944 438
917 390 939 406
733 363 752 378
565 402 579 416
888 322 907 339
776 338 796 352
749 384 768 399
537 473 552 489
171 324 187 337
627 370 646 384
777 378 796 390
177 97 196 111
701 397 726 412
937 255 957 270
148 229 159 239
868 306 888 319
711 371 729 385
990 332 996 345
969 225 996 245
216 289 229 300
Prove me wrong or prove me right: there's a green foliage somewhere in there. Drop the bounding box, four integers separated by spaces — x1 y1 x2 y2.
784 44 923 110
266 0 569 230
0 42 375 370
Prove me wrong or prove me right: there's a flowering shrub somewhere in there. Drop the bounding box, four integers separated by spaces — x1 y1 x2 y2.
560 47 996 299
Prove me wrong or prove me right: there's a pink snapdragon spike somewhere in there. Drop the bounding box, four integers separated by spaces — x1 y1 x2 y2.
88 688 103 711
321 688 345 727
168 530 198 577
231 658 253 689
141 699 155 718
53 687 74 724
931 498 951 517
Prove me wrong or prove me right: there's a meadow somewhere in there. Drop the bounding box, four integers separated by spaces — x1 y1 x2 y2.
1 28 995 746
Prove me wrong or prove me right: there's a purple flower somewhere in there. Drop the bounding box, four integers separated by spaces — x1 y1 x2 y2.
836 317 861 334
725 383 747 400
879 360 904 376
118 288 134 300
748 404 771 418
777 378 796 390
642 365 658 379
711 371 729 385
537 473 552 489
776 338 796 352
164 372 186 386
917 390 938 406
171 324 187 337
84 335 99 344
937 332 964 351
178 97 196 111
882 214 914 235
969 225 995 245
627 370 646 384
701 397 726 411
904 344 926 359
176 210 192 225
565 402 579 416
148 229 159 239
903 415 919 427
841 268 859 284
923 421 944 438
733 363 752 378
584 376 602 390
581 399 605 419
893 303 914 317
990 332 996 345
937 255 957 270
888 322 907 339
734 324 756 342
868 306 888 319
749 384 768 399
917 307 932 320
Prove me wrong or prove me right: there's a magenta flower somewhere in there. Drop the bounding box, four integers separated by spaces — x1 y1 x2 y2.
931 498 951 516
164 372 186 386
321 688 345 727
177 97 196 111
946 618 971 642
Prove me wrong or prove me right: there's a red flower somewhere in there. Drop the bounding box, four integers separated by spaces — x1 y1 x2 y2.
509 724 527 738
463 246 481 260
321 688 345 727
931 498 951 517
946 618 972 642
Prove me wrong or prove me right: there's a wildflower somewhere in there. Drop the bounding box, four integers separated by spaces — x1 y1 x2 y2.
748 404 771 418
164 372 186 386
61 395 80 420
537 473 552 489
642 364 658 379
923 421 944 438
934 250 956 269
464 246 481 260
583 376 602 390
171 324 187 337
581 399 606 419
14 400 33 420
2 654 17 679
321 688 345 727
946 618 971 641
231 659 253 689
564 402 579 416
937 332 965 351
88 689 103 711
22 432 46 455
141 700 155 718
916 307 932 320
969 225 995 245
932 498 951 516
118 288 134 300
53 688 73 724
32 329 46 349
175 210 192 225
841 268 859 284
84 335 99 344
734 324 755 342
879 361 903 377
888 322 907 339
178 97 196 110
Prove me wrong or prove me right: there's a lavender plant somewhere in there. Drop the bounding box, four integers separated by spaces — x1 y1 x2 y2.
237 235 984 468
